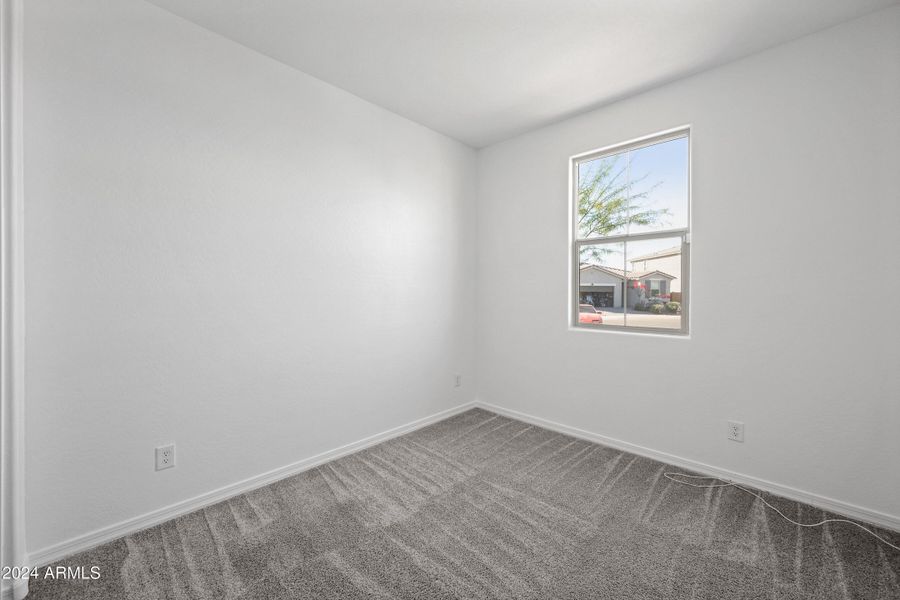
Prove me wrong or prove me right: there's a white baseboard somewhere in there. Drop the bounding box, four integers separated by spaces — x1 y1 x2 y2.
27 397 898 568
27 401 477 568
0 579 28 600
474 400 900 533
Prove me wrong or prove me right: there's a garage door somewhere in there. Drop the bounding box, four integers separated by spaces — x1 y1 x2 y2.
581 285 614 308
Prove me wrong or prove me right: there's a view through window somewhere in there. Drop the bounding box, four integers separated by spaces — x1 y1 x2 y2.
572 129 689 334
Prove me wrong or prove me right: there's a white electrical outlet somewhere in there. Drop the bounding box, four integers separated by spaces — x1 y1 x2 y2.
454 374 462 387
727 421 744 443
155 444 175 471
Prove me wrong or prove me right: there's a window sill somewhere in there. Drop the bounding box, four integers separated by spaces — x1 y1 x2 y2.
568 324 691 339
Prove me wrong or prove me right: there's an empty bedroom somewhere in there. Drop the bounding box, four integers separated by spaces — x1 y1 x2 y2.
1 1 899 599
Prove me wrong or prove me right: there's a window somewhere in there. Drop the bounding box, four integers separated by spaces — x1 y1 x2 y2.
572 128 690 334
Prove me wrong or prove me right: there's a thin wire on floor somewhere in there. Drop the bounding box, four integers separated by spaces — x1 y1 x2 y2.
664 472 900 552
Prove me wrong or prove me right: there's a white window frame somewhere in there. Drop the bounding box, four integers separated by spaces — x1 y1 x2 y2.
570 127 691 336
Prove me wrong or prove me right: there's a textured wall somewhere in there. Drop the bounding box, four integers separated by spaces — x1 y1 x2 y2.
476 7 900 521
24 0 476 554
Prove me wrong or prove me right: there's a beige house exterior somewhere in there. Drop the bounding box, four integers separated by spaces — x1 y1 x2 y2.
579 264 676 309
628 246 682 294
579 265 625 308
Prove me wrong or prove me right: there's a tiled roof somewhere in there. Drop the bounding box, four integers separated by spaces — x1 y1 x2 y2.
579 264 675 280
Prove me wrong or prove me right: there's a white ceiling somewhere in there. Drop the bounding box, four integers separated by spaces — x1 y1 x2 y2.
145 0 897 147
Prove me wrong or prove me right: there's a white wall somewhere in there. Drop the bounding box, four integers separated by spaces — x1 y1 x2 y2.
22 0 900 558
24 0 476 554
477 7 900 521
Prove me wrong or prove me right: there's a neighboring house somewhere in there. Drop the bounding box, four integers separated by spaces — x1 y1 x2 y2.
628 245 682 294
579 265 625 308
579 264 676 309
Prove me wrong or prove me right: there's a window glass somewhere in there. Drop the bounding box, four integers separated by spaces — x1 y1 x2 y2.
578 241 624 326
624 236 684 331
573 131 689 334
626 136 689 235
577 155 631 239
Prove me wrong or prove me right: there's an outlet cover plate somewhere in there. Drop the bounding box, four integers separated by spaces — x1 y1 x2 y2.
155 444 175 471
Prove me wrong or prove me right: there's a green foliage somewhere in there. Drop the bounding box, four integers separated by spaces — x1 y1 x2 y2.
578 155 669 262
666 301 680 314
649 304 665 314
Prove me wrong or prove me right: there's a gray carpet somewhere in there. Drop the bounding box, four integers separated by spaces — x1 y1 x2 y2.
28 408 900 599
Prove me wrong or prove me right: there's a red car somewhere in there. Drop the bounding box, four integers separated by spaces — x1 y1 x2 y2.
578 304 603 324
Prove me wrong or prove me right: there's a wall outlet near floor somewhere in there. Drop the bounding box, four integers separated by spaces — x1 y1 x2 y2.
155 444 176 470
727 421 744 443
454 374 462 388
